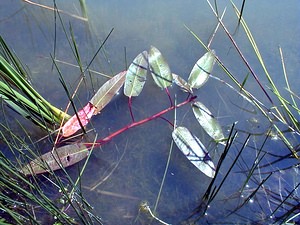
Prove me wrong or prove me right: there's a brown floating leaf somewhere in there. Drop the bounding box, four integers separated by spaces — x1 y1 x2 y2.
21 143 89 175
90 71 126 114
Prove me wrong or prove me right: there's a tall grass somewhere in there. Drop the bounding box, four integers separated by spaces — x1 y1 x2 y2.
0 120 102 224
181 1 300 224
0 2 103 223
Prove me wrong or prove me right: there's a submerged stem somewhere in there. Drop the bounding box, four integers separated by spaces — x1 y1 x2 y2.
85 95 196 147
128 97 135 122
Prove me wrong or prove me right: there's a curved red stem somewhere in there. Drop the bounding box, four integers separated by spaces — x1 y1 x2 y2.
85 95 196 148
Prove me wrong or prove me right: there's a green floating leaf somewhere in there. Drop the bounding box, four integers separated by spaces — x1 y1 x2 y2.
124 51 148 97
188 50 216 89
21 143 89 175
192 101 225 144
172 73 193 93
172 126 215 178
148 46 172 89
90 71 126 114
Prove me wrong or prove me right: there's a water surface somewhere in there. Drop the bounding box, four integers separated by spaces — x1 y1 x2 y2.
0 1 300 224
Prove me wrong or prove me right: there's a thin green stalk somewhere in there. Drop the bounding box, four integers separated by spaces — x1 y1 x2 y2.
154 96 178 213
231 2 297 127
0 55 68 121
230 1 299 158
0 37 71 130
0 80 58 126
154 141 174 214
0 201 24 224
279 46 299 114
207 0 273 104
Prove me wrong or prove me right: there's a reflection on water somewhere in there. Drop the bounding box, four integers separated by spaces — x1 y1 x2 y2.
1 0 300 224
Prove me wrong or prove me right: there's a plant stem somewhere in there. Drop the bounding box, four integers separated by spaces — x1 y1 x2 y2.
85 95 196 147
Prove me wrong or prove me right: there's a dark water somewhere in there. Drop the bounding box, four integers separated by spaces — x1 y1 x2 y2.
1 1 300 224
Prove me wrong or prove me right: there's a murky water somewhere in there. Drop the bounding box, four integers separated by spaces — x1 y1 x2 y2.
1 0 300 224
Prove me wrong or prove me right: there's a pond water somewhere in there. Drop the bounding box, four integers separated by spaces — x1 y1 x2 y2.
1 0 300 224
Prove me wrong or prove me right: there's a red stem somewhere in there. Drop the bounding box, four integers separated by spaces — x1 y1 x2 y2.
128 97 135 122
85 95 196 148
165 87 173 107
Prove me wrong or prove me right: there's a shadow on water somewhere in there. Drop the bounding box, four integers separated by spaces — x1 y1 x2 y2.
1 0 300 224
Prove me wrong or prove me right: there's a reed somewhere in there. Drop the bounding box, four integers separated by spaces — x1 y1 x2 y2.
181 1 300 224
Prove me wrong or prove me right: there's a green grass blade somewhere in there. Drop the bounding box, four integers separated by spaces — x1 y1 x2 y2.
231 1 299 158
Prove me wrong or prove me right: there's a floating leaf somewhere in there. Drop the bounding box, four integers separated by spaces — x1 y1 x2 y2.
90 71 126 114
61 72 126 137
148 46 172 89
192 101 225 143
21 143 89 175
124 51 148 97
172 126 215 178
172 73 193 93
188 50 216 89
62 102 96 137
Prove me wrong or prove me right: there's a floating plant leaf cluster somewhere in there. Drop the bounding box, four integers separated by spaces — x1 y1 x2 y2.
1 1 299 224
0 35 222 223
14 43 221 178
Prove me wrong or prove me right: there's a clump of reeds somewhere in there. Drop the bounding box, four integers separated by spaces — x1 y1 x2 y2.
0 34 102 223
180 1 300 224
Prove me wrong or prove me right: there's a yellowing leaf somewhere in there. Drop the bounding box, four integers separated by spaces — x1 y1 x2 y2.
172 126 215 178
192 101 225 144
188 50 216 89
124 51 148 97
21 143 89 175
148 46 172 89
90 71 126 114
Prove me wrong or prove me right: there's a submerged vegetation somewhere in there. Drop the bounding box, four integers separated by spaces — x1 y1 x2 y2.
0 0 299 224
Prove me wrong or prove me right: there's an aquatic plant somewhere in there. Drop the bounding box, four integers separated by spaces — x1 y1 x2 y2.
1 0 299 224
0 32 222 223
0 37 71 131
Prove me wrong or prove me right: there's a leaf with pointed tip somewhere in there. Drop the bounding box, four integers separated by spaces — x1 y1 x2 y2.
90 71 126 114
188 50 216 89
172 126 215 178
124 51 148 97
148 46 172 89
172 73 193 93
20 143 89 175
192 101 225 144
61 72 126 137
